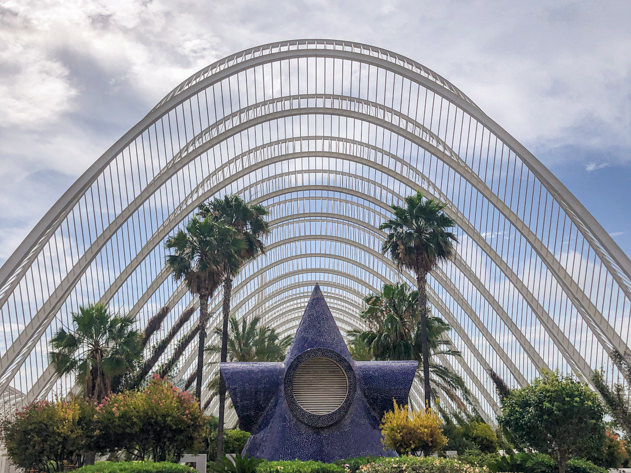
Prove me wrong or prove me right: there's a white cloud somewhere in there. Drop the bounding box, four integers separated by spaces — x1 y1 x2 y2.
0 0 630 262
0 6 77 127
585 162 610 172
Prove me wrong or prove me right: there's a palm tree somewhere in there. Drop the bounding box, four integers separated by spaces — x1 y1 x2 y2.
349 283 470 410
380 190 457 409
49 303 143 402
197 195 269 458
206 315 292 363
165 216 245 402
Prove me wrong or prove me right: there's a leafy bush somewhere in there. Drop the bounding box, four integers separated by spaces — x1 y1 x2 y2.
380 401 447 455
465 422 498 454
334 457 377 473
360 456 489 473
257 460 344 473
225 429 251 454
459 451 606 473
443 419 498 454
212 454 264 473
74 461 196 473
567 458 608 473
499 371 605 473
0 397 96 472
94 374 203 460
588 431 630 468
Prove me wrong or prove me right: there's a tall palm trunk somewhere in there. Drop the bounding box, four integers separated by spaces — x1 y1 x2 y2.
195 293 210 401
216 275 232 460
416 268 431 410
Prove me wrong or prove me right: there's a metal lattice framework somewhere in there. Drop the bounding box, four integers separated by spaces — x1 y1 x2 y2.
1 39 630 424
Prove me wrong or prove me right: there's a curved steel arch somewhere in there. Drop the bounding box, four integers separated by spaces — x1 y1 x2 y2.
1 39 630 424
124 201 538 395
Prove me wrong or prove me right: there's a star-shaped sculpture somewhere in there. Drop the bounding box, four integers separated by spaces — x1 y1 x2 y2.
221 284 417 461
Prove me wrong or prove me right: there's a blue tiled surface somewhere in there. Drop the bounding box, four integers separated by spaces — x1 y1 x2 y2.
220 285 417 462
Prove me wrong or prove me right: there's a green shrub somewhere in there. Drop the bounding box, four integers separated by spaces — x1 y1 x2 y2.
443 420 498 454
74 461 196 473
225 429 251 454
567 458 608 473
360 456 489 473
334 457 378 473
499 371 605 473
459 451 605 473
588 431 630 468
457 451 501 471
257 460 344 473
213 454 264 473
0 397 96 472
93 375 203 460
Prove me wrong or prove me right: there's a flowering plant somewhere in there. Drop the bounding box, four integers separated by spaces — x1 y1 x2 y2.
0 397 96 472
94 374 203 460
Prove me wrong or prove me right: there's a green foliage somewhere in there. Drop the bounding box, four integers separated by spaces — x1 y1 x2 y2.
349 283 470 410
487 369 511 404
224 429 251 454
380 190 457 278
443 419 498 454
74 461 196 473
359 456 489 473
499 370 606 473
334 457 378 473
379 190 458 410
257 460 343 473
459 451 606 473
208 316 292 363
212 454 264 473
198 195 270 264
465 422 498 454
165 216 245 298
0 398 96 472
592 350 631 438
93 375 203 461
380 401 447 455
588 431 630 468
459 451 553 473
566 458 608 473
49 303 143 401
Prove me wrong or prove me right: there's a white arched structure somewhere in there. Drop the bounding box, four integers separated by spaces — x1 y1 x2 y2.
0 40 630 422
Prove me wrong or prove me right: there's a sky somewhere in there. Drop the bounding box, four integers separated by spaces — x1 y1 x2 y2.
0 0 630 267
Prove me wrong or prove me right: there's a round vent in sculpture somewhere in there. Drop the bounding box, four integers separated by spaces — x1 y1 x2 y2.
292 356 348 414
284 348 357 427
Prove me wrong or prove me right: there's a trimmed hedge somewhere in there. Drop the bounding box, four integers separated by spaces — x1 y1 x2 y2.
74 461 196 473
257 460 344 473
334 457 379 473
458 451 607 473
355 456 489 473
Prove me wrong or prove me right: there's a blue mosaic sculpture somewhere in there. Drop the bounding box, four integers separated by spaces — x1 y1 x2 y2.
221 285 417 461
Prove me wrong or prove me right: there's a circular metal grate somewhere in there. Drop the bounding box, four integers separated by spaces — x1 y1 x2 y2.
291 356 349 415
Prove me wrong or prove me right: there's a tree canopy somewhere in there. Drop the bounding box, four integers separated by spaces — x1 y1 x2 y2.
499 370 606 473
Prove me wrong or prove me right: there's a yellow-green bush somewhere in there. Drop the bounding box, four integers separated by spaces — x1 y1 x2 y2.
0 397 96 472
379 401 447 456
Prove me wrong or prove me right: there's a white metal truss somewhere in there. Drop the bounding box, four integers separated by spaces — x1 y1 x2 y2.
0 40 629 424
